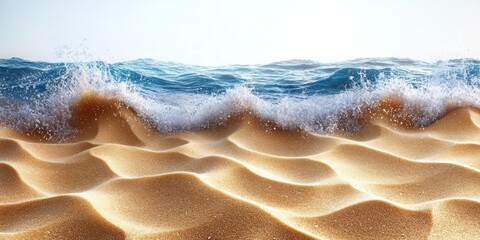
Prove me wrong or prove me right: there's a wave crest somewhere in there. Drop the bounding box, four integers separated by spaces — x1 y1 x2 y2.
1 58 480 140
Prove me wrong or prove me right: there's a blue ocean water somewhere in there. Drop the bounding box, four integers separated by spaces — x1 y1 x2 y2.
1 57 480 138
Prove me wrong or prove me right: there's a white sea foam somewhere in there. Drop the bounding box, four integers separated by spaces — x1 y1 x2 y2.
1 58 480 139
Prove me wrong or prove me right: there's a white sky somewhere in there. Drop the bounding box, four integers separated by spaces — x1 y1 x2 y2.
1 0 479 65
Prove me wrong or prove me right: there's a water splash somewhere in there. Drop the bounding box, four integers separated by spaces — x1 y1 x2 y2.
1 57 480 139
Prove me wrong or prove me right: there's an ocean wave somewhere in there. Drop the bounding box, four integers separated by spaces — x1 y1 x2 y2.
0 57 480 140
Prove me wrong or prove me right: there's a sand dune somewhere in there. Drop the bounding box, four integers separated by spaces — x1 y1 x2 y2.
1 98 480 239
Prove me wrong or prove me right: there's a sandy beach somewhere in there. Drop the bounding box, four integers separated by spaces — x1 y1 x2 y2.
0 95 478 239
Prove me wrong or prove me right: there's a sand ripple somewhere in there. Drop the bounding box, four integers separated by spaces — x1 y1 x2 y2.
1 100 480 239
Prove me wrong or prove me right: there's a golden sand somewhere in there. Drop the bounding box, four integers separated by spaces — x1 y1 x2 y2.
0 97 479 239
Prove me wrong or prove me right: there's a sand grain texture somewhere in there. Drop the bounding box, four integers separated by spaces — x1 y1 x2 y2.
1 99 480 239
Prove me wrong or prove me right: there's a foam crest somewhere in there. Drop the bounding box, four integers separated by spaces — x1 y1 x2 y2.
1 58 480 139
